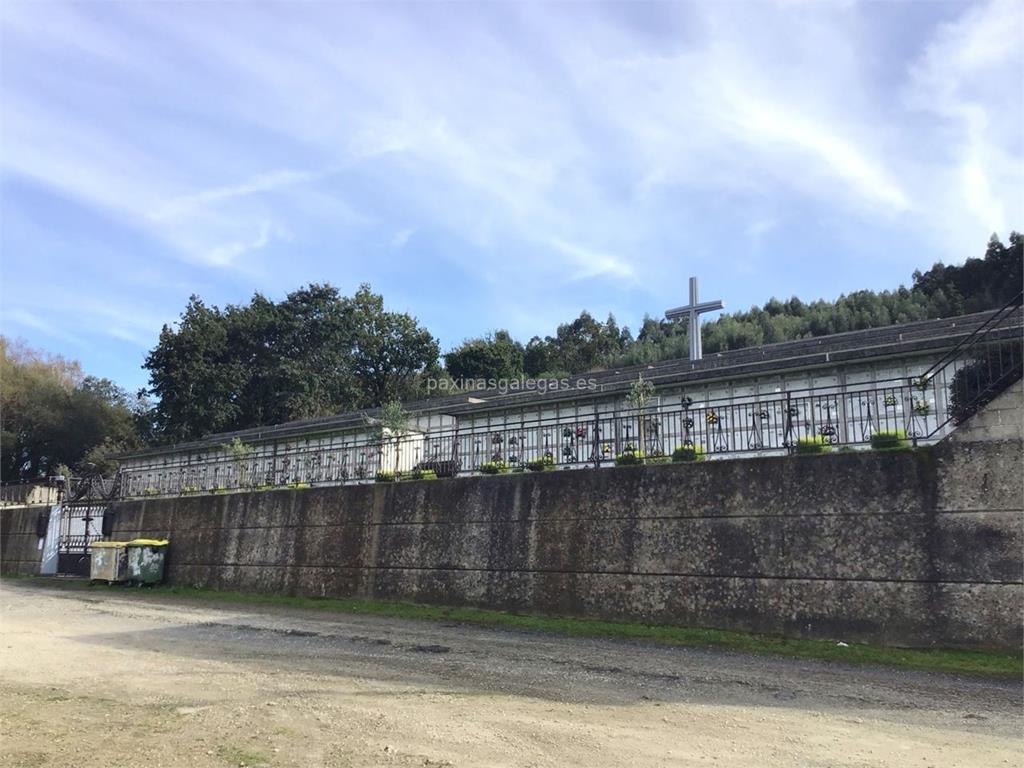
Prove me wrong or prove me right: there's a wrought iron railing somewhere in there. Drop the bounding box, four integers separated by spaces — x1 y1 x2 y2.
111 298 1022 499
916 293 1022 433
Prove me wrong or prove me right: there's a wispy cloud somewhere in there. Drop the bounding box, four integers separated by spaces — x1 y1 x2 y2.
390 228 415 250
2 308 81 345
151 168 336 221
549 238 635 282
1 0 1020 391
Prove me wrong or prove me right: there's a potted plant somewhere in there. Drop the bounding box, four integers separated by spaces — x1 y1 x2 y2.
794 435 832 455
870 428 911 452
403 468 438 481
375 470 398 483
479 461 510 475
615 450 644 466
672 444 706 462
526 456 556 472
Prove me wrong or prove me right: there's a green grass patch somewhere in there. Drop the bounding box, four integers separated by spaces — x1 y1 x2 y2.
6 576 1019 678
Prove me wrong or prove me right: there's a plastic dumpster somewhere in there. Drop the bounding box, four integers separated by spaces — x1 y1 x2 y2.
126 539 169 586
90 541 129 583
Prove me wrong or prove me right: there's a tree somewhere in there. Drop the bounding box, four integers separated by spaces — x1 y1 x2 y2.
444 330 524 381
343 285 439 406
144 283 438 442
0 338 140 480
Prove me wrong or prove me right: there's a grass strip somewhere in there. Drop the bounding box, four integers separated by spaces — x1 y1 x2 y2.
5 575 1020 678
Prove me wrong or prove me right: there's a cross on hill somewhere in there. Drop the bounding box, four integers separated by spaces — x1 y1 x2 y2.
665 277 724 361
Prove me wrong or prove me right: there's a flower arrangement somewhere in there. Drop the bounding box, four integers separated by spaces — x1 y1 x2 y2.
706 410 719 425
913 399 931 416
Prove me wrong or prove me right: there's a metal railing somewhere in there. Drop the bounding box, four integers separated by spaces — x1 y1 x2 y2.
0 482 61 507
112 297 1022 499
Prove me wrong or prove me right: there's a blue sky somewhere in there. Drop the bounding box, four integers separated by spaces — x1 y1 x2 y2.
1 0 1021 394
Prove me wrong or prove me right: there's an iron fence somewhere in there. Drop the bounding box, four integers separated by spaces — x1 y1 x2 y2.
116 297 1022 499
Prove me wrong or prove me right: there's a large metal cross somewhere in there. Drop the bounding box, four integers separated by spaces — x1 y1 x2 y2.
665 277 724 361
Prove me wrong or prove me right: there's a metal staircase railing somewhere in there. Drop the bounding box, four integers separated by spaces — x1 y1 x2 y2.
918 292 1023 438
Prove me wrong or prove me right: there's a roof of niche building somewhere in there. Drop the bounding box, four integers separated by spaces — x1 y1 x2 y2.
123 307 1020 459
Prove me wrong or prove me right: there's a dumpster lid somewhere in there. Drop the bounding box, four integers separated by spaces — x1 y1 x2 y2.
127 538 169 547
91 541 130 548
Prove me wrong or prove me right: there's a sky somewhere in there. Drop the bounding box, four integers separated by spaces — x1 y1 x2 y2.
1 0 1021 394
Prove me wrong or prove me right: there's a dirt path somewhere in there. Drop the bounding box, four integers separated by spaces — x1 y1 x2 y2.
0 581 1019 767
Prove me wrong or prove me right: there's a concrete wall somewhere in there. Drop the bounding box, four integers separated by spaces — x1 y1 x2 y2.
88 439 1023 651
0 506 45 576
949 379 1023 443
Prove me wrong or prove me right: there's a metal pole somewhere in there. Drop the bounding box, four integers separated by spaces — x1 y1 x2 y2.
689 277 701 361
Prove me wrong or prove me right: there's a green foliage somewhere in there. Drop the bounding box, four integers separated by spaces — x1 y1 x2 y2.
478 461 510 474
672 444 706 462
0 337 142 480
794 435 833 455
485 233 1023 374
223 437 255 482
521 312 632 376
223 437 254 460
402 468 438 481
614 451 644 466
144 284 439 442
444 330 525 381
378 400 411 437
625 373 655 411
375 470 398 482
870 429 911 452
526 456 556 472
947 342 1022 425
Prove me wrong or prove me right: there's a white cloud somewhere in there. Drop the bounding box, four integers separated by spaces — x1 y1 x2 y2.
548 238 635 282
390 228 415 250
906 0 1024 250
2 308 81 344
151 168 335 221
204 222 282 268
1 0 1020 348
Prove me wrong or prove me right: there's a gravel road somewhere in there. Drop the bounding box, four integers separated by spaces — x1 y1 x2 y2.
1 580 1019 767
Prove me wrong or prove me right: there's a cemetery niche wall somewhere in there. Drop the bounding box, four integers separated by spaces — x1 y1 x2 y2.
115 306 1022 497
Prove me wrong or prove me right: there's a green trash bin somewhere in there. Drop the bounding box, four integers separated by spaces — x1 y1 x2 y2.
90 541 130 583
126 539 169 586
